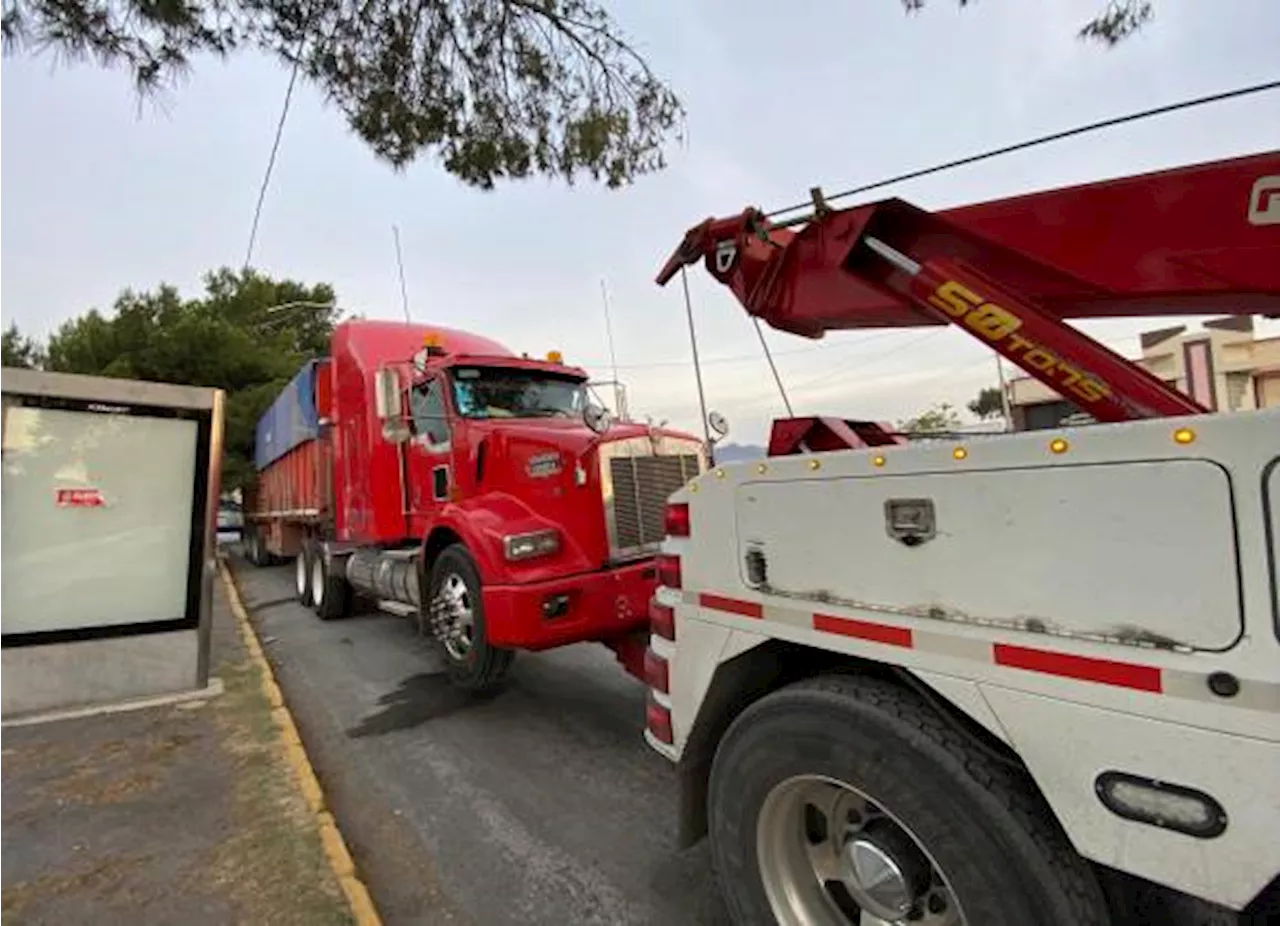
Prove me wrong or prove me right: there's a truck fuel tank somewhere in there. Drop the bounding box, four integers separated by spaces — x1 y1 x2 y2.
346 548 420 609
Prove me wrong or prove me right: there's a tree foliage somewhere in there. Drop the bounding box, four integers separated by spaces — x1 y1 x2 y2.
7 269 341 491
901 0 1153 44
1 0 683 188
967 385 1004 420
1 1 1154 189
3 322 44 368
898 402 963 435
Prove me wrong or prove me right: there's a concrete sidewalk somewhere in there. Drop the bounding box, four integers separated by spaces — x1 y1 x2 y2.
2 575 355 926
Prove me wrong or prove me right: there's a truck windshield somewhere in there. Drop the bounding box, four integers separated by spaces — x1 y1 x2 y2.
449 367 586 420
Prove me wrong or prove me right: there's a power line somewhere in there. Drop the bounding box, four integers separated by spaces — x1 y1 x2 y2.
243 55 304 270
766 78 1280 219
573 327 904 371
628 75 1275 372
784 329 948 394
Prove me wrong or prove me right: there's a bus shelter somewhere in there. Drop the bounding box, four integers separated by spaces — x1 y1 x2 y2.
2 368 224 718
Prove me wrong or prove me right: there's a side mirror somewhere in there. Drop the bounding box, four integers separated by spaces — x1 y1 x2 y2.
374 368 410 443
584 403 613 435
708 410 729 442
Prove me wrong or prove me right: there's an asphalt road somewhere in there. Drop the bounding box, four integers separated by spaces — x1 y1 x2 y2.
229 556 731 926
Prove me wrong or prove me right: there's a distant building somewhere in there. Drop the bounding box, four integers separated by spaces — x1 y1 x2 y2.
1007 317 1280 431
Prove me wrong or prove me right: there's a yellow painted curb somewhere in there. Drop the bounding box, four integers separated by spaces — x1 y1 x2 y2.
218 559 383 926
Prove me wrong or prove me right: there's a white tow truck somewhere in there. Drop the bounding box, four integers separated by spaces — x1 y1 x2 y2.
644 152 1280 925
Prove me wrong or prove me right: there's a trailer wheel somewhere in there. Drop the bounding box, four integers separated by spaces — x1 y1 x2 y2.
245 528 268 567
426 544 514 692
311 548 351 621
295 541 313 605
707 674 1109 926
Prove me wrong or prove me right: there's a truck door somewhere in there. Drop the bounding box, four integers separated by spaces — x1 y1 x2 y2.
407 377 453 518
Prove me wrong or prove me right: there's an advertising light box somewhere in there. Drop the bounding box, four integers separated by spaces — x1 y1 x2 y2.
1 372 219 648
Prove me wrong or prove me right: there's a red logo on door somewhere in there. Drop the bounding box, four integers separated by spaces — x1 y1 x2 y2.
55 488 107 508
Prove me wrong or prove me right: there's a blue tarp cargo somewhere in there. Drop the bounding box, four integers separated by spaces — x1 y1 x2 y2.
254 361 321 471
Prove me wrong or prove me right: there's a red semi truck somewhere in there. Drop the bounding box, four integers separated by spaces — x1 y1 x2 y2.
243 319 707 689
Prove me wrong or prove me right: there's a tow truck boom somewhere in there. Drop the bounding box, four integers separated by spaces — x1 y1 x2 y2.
658 152 1280 425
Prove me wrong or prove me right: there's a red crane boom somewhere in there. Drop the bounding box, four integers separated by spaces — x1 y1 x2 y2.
657 152 1280 433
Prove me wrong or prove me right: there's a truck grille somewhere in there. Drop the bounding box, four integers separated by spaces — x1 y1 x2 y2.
600 436 705 561
611 455 700 550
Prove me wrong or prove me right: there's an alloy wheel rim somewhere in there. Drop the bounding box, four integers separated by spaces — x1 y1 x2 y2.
435 573 475 660
756 774 965 926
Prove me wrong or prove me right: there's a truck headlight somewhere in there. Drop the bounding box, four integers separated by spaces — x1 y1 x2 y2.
503 529 561 561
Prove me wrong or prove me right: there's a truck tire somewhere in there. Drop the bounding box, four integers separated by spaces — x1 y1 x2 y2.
1102 872 1270 926
311 548 351 621
245 528 268 567
295 541 313 605
426 544 514 693
707 674 1110 926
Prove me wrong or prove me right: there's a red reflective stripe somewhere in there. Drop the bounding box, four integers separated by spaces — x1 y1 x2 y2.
994 643 1163 693
813 613 913 648
698 593 763 619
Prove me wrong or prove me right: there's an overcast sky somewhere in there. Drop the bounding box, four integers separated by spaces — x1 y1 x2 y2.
4 0 1279 445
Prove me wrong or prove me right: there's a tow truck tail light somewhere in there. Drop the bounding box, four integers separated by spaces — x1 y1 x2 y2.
657 554 682 590
646 693 673 744
649 599 676 641
664 502 691 537
644 648 670 694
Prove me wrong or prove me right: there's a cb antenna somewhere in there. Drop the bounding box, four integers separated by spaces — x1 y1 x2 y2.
599 278 624 418
392 225 411 322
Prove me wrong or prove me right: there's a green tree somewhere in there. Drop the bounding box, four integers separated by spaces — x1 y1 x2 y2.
1 1 1152 190
898 402 963 435
903 0 1153 45
38 268 340 491
1 0 682 189
2 322 44 368
967 386 1004 420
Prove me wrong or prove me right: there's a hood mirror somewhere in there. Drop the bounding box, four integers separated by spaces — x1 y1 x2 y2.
707 410 729 442
584 403 613 435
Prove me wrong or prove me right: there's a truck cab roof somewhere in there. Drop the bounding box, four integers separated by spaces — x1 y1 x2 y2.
416 353 588 383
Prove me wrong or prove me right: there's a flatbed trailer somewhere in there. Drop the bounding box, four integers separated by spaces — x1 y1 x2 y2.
645 152 1280 925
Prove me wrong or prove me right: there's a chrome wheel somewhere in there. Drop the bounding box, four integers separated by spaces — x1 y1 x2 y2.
311 555 325 608
757 775 965 926
294 551 308 598
433 572 475 660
